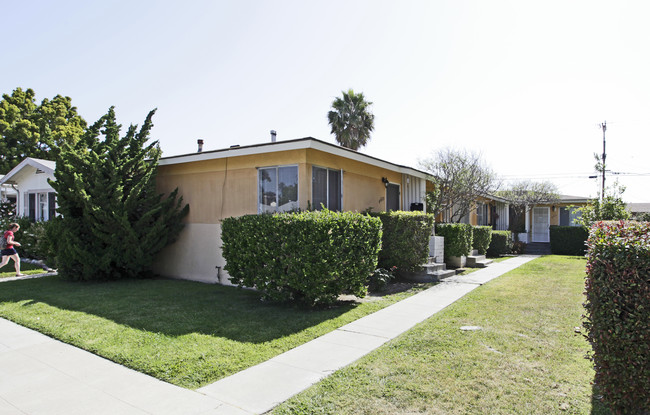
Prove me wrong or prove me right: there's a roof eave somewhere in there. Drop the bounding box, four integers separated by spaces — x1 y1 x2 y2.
0 158 56 186
159 137 432 179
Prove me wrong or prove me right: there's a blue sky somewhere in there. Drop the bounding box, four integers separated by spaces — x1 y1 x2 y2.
3 1 649 202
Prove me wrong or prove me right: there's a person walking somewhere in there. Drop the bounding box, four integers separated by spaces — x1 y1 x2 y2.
0 223 25 276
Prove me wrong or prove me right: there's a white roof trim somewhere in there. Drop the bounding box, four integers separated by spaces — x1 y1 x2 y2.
158 137 431 180
0 157 56 185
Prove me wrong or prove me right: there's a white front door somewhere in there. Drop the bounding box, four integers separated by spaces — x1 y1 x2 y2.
532 207 550 242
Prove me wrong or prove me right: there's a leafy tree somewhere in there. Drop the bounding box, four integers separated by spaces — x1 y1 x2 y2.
498 180 559 235
50 107 189 280
0 87 86 172
419 148 498 223
576 182 630 227
327 89 375 150
35 94 87 149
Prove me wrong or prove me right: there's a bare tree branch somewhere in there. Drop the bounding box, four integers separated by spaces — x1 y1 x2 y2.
419 148 499 222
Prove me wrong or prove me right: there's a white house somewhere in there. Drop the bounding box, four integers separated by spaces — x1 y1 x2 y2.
0 158 57 221
0 175 17 205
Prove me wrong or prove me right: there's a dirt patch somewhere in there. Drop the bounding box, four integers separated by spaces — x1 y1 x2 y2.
338 281 430 303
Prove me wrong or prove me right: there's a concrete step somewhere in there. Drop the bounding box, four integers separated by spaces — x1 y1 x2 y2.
424 263 446 272
400 262 456 283
424 262 457 280
525 243 551 255
426 256 444 265
431 269 457 280
466 254 493 268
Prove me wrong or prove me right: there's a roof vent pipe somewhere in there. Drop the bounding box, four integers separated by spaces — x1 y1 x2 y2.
197 139 204 152
270 130 277 142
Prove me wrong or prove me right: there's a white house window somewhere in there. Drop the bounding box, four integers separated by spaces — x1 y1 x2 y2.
25 191 56 221
559 207 582 226
258 166 298 213
312 167 341 211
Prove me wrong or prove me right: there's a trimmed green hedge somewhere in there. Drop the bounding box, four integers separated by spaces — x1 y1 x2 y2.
486 230 512 257
435 223 473 259
549 225 588 256
371 211 435 273
584 221 650 413
222 210 382 306
472 226 492 255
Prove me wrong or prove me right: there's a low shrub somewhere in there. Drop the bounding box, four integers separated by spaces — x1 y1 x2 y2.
584 221 650 413
549 225 588 256
222 210 382 306
486 230 512 257
472 226 492 255
0 200 15 218
368 267 397 292
435 223 473 259
371 212 435 273
0 217 60 267
512 240 525 254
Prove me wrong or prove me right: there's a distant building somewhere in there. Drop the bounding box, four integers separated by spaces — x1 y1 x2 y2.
0 158 57 221
628 202 650 219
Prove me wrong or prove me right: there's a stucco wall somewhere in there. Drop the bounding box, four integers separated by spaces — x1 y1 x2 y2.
304 149 402 212
156 150 308 223
152 223 226 284
153 147 419 282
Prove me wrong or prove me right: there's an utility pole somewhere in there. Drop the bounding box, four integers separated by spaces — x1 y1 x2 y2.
600 121 607 201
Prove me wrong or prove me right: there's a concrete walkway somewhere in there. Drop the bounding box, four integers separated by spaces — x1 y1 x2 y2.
0 255 538 414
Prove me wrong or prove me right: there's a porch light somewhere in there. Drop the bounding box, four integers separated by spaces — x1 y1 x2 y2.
381 177 389 188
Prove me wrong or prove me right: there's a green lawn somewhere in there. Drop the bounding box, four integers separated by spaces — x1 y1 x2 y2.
273 256 609 415
0 274 432 389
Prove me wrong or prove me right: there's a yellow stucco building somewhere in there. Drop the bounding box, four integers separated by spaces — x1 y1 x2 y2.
153 137 431 283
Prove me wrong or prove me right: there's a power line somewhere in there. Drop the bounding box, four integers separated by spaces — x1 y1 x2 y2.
500 172 650 180
610 172 650 176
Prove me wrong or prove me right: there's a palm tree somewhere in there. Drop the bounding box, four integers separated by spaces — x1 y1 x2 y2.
327 89 375 151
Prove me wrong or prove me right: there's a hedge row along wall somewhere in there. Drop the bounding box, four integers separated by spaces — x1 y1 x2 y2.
371 212 435 273
549 225 589 256
487 230 512 257
221 210 382 306
584 221 650 413
472 226 492 255
435 223 473 259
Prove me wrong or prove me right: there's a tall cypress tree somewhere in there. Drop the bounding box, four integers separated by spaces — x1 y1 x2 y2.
50 107 189 280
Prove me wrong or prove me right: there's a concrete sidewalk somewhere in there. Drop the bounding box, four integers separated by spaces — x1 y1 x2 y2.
0 255 538 414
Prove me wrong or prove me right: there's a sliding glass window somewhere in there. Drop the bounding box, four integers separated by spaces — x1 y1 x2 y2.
258 166 298 213
312 167 341 211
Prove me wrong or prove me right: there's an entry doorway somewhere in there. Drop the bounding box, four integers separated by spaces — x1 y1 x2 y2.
531 207 550 242
386 183 400 211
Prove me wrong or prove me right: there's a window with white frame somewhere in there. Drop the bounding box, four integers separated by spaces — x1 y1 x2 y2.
24 191 56 221
312 166 341 211
559 206 582 226
258 166 298 213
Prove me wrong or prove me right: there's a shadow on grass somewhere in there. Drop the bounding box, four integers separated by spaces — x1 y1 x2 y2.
0 276 358 343
591 384 611 415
